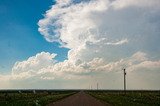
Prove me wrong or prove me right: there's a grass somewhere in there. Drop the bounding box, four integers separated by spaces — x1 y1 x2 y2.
88 91 160 106
0 91 76 106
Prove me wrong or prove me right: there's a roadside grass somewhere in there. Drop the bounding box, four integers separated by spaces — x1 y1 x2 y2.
88 91 160 106
0 91 75 106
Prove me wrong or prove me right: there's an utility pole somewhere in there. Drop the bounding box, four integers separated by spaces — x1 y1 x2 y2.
123 68 126 94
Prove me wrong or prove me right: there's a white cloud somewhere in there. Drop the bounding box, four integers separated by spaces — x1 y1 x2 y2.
0 51 158 89
128 60 160 72
38 0 109 48
12 52 57 75
38 0 160 62
111 0 160 9
105 38 128 45
1 0 160 89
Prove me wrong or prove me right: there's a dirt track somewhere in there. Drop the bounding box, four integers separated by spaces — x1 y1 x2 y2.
47 91 109 106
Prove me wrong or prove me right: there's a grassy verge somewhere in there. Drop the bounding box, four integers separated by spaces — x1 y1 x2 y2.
0 91 76 106
88 91 160 106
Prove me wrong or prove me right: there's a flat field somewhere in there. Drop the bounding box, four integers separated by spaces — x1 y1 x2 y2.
0 90 76 106
88 90 160 106
1 90 159 106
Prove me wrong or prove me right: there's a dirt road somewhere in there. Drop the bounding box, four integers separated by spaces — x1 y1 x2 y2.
47 91 109 106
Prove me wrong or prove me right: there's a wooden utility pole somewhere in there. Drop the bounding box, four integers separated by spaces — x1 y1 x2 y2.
123 68 126 94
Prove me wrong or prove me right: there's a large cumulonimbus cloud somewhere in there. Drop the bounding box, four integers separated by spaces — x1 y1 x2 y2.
1 0 160 89
38 0 160 62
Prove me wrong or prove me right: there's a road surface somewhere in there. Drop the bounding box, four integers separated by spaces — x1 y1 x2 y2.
47 91 109 106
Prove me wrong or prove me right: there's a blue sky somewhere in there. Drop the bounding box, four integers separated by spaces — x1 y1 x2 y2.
0 0 69 73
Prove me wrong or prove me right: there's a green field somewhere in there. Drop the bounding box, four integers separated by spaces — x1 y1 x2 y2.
0 90 76 106
1 90 160 106
88 91 160 106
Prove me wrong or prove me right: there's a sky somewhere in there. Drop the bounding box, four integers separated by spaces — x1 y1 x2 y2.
0 0 160 90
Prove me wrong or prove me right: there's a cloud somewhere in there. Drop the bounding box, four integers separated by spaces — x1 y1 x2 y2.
111 0 160 9
38 0 160 62
12 52 57 75
38 0 110 48
105 38 128 45
1 0 160 89
0 51 158 89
